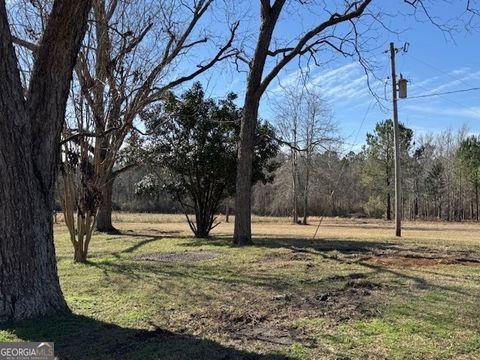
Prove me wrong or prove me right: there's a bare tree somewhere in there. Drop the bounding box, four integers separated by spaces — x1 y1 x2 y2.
276 88 300 224
299 92 337 225
0 0 91 321
73 0 238 233
12 0 239 233
275 83 336 225
233 0 373 245
59 94 103 263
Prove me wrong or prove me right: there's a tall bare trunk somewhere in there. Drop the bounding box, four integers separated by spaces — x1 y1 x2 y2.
0 0 91 322
302 161 310 225
292 149 299 224
233 5 282 245
232 0 374 243
96 175 118 233
234 99 258 245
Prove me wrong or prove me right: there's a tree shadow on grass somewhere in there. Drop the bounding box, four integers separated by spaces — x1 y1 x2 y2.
118 236 166 254
177 236 475 296
182 235 402 254
2 314 291 360
315 222 468 232
87 231 474 299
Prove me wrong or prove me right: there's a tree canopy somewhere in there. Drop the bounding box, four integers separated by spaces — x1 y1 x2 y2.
138 82 279 237
359 119 413 219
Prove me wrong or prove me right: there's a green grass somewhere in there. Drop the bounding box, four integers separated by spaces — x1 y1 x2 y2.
1 216 480 359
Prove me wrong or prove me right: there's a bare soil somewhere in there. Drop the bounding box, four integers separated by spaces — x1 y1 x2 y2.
359 248 480 267
196 277 387 348
366 254 480 267
133 250 224 262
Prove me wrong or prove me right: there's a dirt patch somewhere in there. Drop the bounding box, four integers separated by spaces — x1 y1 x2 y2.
365 254 480 267
298 279 385 321
234 325 306 345
134 251 223 263
199 306 313 347
262 250 313 263
329 245 480 268
187 281 385 347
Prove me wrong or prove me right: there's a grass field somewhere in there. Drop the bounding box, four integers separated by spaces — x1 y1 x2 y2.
1 214 480 359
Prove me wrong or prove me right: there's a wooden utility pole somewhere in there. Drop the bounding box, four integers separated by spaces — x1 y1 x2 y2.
389 42 402 237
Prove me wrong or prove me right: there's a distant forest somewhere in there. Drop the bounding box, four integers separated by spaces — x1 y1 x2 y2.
113 120 479 222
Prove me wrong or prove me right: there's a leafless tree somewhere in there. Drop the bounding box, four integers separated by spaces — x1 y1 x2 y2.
233 0 374 245
59 92 103 263
11 0 239 234
0 0 91 322
73 0 238 233
275 82 337 225
232 0 478 244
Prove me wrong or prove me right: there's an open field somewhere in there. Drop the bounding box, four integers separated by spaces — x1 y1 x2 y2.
2 214 480 359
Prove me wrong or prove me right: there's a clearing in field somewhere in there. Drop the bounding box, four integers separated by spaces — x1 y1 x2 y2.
1 214 480 360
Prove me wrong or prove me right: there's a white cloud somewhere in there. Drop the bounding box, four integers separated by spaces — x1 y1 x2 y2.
405 104 480 120
424 70 480 94
449 67 470 76
269 62 361 96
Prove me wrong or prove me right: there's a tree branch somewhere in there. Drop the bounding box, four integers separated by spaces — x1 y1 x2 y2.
258 0 373 95
11 35 38 52
145 21 239 103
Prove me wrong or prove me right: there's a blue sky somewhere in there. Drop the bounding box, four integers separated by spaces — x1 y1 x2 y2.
197 1 480 151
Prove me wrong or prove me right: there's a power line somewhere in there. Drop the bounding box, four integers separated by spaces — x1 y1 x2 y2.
408 87 480 99
410 80 480 119
406 53 478 89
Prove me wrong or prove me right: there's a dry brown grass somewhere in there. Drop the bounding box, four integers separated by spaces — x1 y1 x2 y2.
87 212 480 247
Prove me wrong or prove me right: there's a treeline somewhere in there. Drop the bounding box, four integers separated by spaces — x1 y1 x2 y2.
254 123 480 221
114 119 480 222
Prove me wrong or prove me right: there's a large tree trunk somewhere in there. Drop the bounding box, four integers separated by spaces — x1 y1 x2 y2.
233 6 281 246
96 176 118 233
0 0 91 322
233 0 373 243
234 98 258 246
0 144 69 321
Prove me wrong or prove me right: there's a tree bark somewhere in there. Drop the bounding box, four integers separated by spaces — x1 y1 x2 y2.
234 98 259 245
96 175 118 233
232 0 372 244
0 0 91 322
233 4 282 246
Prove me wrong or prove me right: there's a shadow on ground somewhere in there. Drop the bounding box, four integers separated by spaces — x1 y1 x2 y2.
1 314 291 360
177 236 478 296
182 235 401 253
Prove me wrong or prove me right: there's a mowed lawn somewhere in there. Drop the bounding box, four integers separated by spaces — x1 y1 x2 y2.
2 214 480 359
